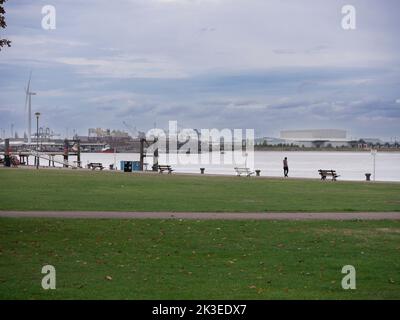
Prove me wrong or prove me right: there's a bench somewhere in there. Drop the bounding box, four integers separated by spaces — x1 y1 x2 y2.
87 162 104 170
318 169 340 181
158 165 173 174
234 167 254 177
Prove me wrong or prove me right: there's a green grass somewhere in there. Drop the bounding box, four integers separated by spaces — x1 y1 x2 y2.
0 169 399 212
1 169 399 299
0 170 400 212
0 218 399 299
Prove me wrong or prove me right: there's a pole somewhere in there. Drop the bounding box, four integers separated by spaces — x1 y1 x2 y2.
35 112 40 169
140 138 145 171
153 138 159 171
63 139 69 168
4 138 10 167
28 95 32 145
113 145 116 170
40 127 43 150
77 139 81 168
371 149 377 182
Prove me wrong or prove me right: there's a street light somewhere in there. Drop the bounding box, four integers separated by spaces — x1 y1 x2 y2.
35 112 40 169
371 149 377 182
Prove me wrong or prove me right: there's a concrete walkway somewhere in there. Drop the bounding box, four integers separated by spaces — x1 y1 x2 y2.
0 211 400 220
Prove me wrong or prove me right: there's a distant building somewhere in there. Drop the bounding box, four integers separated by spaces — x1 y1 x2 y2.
88 128 107 138
280 129 347 140
255 137 287 146
88 128 129 138
279 129 350 148
361 138 383 145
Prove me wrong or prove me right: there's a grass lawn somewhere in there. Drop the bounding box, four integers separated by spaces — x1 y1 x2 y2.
0 218 399 299
0 169 399 212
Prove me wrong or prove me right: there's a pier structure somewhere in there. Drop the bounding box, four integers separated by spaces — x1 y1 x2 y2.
1 139 81 169
1 137 160 171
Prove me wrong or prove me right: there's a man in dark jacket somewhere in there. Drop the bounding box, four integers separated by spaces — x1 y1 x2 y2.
283 157 289 177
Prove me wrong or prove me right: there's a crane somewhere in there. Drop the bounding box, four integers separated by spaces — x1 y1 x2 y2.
122 121 140 139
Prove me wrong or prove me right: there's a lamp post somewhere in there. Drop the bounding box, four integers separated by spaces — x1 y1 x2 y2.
371 149 377 181
35 112 40 169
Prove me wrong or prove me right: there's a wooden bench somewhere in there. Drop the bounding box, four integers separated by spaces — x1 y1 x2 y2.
318 169 340 181
87 162 104 170
234 167 254 177
158 165 173 174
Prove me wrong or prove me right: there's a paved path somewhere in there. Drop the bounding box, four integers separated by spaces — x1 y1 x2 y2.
0 211 400 220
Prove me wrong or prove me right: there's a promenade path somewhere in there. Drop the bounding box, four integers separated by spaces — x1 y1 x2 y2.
1 211 400 220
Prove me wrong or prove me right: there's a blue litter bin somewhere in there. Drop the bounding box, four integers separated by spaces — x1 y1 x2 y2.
132 161 141 171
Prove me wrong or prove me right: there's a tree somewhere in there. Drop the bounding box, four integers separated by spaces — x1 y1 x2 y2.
0 0 11 51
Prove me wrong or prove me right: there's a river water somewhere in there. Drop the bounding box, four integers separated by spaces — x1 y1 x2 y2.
37 151 400 182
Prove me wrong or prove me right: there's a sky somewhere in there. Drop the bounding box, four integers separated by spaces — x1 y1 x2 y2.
0 0 399 140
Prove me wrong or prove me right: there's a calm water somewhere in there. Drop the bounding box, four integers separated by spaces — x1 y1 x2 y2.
37 151 400 182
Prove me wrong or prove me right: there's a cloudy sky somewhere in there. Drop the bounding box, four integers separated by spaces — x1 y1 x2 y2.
0 0 399 140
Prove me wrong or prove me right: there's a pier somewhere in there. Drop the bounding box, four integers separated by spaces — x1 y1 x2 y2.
0 138 81 169
1 137 159 171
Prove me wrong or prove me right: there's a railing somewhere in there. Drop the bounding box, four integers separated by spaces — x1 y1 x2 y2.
27 150 80 169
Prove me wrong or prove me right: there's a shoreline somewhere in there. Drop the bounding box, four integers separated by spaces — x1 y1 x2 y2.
253 148 400 153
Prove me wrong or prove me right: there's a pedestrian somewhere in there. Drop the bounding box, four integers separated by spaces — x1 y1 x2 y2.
283 157 289 177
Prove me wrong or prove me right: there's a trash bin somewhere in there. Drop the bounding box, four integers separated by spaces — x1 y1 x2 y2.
200 168 205 174
132 161 141 171
255 170 261 176
123 161 132 172
109 164 114 170
4 155 11 167
365 173 371 181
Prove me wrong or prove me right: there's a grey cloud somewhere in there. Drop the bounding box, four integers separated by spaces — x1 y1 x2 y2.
1 0 400 139
273 49 296 55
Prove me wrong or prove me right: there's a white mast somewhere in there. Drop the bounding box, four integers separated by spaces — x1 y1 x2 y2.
25 72 36 145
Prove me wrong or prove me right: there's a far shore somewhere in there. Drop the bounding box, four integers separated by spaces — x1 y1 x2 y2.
253 147 400 152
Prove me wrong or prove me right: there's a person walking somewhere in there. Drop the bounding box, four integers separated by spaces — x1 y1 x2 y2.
283 157 289 177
